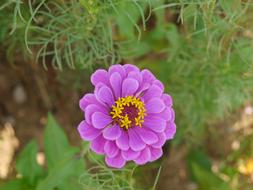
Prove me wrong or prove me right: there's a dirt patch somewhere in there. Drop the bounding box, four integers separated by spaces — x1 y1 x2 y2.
0 60 85 151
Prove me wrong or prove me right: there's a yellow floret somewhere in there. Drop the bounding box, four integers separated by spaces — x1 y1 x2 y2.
110 95 146 129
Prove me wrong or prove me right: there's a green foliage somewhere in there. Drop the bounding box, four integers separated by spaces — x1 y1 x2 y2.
3 0 150 70
0 0 29 64
16 140 43 185
36 148 82 190
2 0 169 69
44 113 74 170
37 113 85 190
0 114 85 190
187 149 230 190
0 179 29 190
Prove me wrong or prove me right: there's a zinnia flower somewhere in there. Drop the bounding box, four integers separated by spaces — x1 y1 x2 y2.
78 64 176 168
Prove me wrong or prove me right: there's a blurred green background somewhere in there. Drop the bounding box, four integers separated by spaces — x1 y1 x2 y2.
0 0 253 190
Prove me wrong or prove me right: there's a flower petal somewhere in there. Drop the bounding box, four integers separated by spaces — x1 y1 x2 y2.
91 69 109 86
143 116 166 133
164 122 176 140
149 147 163 162
151 107 172 121
141 69 155 83
92 112 112 129
135 127 158 145
162 94 173 107
134 146 151 165
146 98 165 113
123 64 140 73
90 135 106 154
136 82 151 97
152 80 164 91
128 128 146 151
110 72 122 99
104 140 119 158
109 64 126 78
122 78 139 97
96 86 115 107
142 85 163 101
105 152 126 168
151 132 166 148
171 109 175 122
121 149 140 161
116 131 129 151
79 93 94 111
127 71 142 84
103 125 122 140
78 121 101 141
85 104 106 124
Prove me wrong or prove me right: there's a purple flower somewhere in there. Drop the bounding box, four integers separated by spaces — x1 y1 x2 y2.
78 64 176 168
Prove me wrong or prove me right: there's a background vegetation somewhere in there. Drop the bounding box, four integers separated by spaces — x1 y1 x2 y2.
0 0 253 190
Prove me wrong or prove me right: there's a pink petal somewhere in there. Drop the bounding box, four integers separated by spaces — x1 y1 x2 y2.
90 135 106 154
171 109 175 122
127 71 142 84
149 147 163 162
151 107 172 121
128 128 146 151
103 125 122 140
143 115 166 133
85 104 107 124
162 94 173 107
79 93 94 111
142 85 163 101
79 93 108 111
105 152 126 168
152 80 164 91
141 69 155 83
136 82 151 97
96 86 115 107
134 146 151 165
104 141 119 158
116 131 129 151
121 149 140 161
135 127 158 145
109 64 126 78
151 132 166 148
137 69 157 96
91 69 109 86
92 112 112 129
78 121 101 141
123 64 140 73
122 78 139 97
110 72 122 99
164 122 176 140
146 98 165 113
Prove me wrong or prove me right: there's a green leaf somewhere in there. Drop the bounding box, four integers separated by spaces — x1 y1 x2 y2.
191 163 230 190
16 140 43 184
187 149 230 190
36 148 83 190
44 113 71 170
0 179 29 190
187 149 212 172
41 113 86 190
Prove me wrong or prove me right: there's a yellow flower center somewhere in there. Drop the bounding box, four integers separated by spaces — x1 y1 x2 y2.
110 96 146 130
